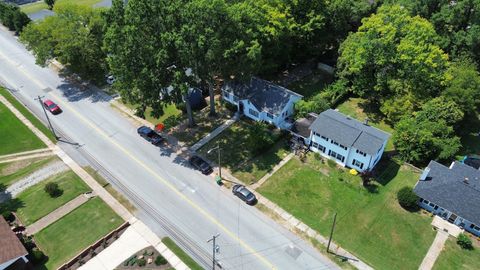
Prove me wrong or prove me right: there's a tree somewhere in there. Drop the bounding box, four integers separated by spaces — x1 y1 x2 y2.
337 5 450 123
155 255 168 266
0 2 30 34
457 233 473 250
20 3 107 81
393 116 461 164
295 94 329 118
443 58 480 116
416 97 464 127
397 186 419 211
44 0 55 10
44 182 62 197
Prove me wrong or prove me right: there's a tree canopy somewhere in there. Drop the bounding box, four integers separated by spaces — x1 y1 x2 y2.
20 3 107 81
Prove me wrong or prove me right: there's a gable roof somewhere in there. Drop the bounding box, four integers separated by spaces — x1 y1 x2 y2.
414 161 480 225
0 217 28 265
309 109 390 155
223 77 303 114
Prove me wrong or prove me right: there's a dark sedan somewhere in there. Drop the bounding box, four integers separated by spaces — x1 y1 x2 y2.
43 99 62 114
137 126 164 146
232 184 257 205
189 155 213 175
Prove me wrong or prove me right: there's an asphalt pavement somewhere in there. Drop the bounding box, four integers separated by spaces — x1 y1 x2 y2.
0 27 340 270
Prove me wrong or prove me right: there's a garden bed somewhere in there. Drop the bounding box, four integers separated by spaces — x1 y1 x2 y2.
117 246 172 270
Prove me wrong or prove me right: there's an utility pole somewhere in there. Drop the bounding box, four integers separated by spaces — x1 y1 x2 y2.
207 234 220 270
327 212 337 253
35 95 58 139
217 142 222 179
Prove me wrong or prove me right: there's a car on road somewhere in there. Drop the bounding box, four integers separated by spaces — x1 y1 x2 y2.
232 185 257 205
43 99 62 114
189 155 213 175
137 126 164 146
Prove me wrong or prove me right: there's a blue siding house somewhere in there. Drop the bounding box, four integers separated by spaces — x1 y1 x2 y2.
414 161 480 237
292 109 390 172
221 77 303 130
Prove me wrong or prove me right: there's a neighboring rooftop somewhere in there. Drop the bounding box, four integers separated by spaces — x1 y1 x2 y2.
292 113 318 138
0 216 28 265
414 161 480 225
223 77 302 114
309 109 390 155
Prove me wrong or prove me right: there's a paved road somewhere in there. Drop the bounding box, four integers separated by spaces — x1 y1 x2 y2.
0 27 339 270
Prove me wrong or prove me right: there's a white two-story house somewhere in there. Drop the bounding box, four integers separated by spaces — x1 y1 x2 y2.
222 77 303 130
293 109 390 172
414 160 480 237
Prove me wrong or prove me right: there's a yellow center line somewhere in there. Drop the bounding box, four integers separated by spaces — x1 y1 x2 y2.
0 50 276 269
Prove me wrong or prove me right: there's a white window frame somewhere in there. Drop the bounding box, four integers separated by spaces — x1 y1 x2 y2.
249 108 259 117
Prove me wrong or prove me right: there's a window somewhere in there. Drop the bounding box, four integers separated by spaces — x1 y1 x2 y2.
352 159 364 169
429 202 435 207
356 149 367 157
328 150 344 162
312 142 319 148
233 96 239 102
318 144 326 153
266 112 274 119
321 135 328 142
419 198 424 203
332 140 339 146
470 224 480 231
339 144 347 150
248 108 259 117
434 205 439 210
223 92 230 99
423 199 430 204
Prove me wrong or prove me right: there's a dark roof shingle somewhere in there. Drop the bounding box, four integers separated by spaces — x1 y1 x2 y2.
414 161 480 225
309 109 390 155
223 77 302 114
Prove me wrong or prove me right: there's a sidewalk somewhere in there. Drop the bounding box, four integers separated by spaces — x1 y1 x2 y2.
27 193 93 234
418 230 449 270
190 118 236 151
0 148 53 163
79 218 190 270
250 152 294 190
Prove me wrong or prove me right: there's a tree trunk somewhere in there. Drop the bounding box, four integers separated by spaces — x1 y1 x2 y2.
208 80 216 116
184 94 195 127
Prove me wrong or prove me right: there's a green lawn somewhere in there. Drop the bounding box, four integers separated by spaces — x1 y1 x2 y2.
0 101 46 156
162 237 203 270
287 70 333 98
0 88 56 142
258 156 436 270
34 197 123 270
2 170 91 225
433 237 480 270
171 104 230 146
197 120 286 184
0 157 56 188
336 97 395 151
20 0 103 14
121 100 183 131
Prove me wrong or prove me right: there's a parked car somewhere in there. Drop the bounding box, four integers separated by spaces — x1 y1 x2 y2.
189 155 213 175
43 99 62 114
137 126 164 146
232 185 257 205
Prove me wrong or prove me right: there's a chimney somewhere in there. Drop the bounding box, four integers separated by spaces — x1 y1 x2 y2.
364 118 369 125
419 167 430 181
464 177 470 185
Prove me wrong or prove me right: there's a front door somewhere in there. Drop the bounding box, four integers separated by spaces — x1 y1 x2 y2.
238 102 244 115
448 213 458 223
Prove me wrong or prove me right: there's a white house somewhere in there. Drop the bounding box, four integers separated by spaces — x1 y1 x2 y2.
292 109 390 172
414 160 480 237
0 217 29 270
222 77 303 130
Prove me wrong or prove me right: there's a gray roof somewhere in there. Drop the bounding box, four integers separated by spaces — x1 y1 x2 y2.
292 113 318 138
309 109 390 155
223 77 302 114
414 161 480 225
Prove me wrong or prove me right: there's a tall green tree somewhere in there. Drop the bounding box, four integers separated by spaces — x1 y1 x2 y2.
20 3 106 81
337 4 450 123
44 0 55 10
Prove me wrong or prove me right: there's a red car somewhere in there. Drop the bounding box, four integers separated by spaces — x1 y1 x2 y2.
43 99 62 114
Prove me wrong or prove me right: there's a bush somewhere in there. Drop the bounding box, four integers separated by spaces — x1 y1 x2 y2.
29 249 46 264
1 211 14 223
313 152 321 160
155 255 168 266
137 258 146 267
326 159 336 168
44 182 62 198
397 187 419 210
0 2 30 34
457 233 473 250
